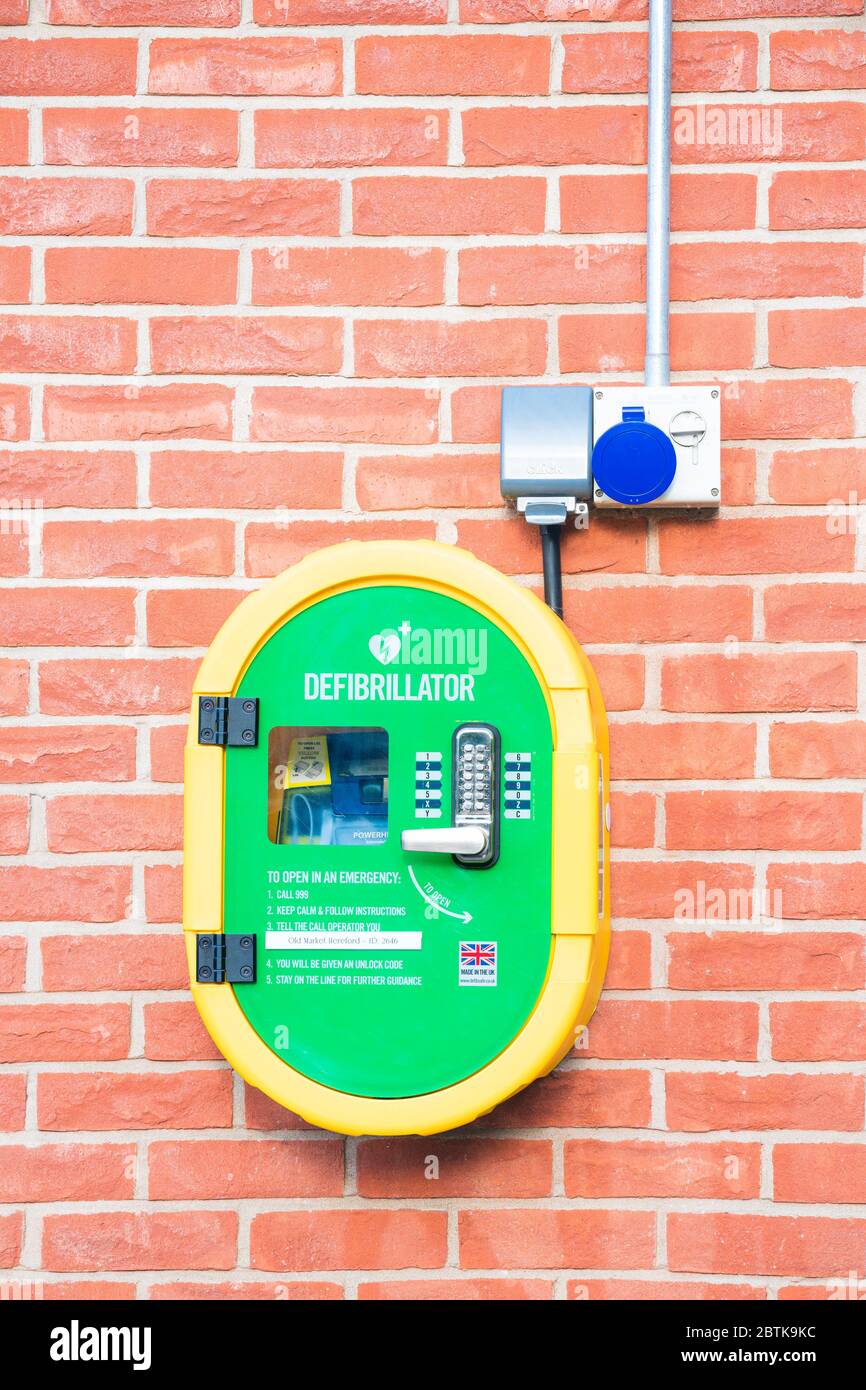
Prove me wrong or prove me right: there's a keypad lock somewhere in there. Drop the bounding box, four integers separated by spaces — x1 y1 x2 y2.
400 722 500 868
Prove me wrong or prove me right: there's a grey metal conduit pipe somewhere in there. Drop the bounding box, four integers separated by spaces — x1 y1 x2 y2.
645 0 673 388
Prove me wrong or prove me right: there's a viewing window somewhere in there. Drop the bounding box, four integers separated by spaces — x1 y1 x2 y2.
268 727 388 847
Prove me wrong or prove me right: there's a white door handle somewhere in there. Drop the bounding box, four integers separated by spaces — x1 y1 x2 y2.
401 826 489 857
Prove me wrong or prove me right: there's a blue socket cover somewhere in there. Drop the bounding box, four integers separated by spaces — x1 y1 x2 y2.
592 408 677 506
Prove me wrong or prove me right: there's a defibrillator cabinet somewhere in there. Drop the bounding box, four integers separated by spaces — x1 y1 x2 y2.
183 540 610 1135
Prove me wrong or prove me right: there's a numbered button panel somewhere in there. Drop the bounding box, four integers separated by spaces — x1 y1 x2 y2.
504 752 532 820
452 723 499 867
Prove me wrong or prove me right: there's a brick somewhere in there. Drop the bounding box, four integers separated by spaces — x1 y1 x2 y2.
0 589 136 648
0 658 31 714
43 1212 237 1273
150 316 341 375
44 107 238 167
561 172 757 232
560 311 754 372
566 584 753 646
150 1140 343 1200
583 999 758 1060
257 108 447 168
610 721 756 779
666 1071 863 1131
0 316 135 374
49 0 240 18
359 1279 551 1300
476 1068 651 1129
611 861 754 921
770 720 866 778
47 793 182 852
254 0 447 22
461 245 642 307
39 1070 232 1131
0 1075 25 1131
252 386 438 445
459 1209 655 1270
353 176 546 235
563 31 758 93
44 519 234 580
661 652 857 713
775 1144 866 1204
664 517 856 575
461 0 643 15
771 1002 866 1061
150 449 342 510
766 862 866 920
0 38 136 95
568 1279 765 1301
0 865 130 922
147 588 248 648
668 1212 866 1278
770 445 866 503
769 308 866 368
610 790 654 848
253 246 444 307
671 102 866 163
149 1280 342 1300
457 517 646 577
0 1003 129 1062
721 447 757 505
462 106 645 165
147 178 339 237
29 1281 137 1300
0 110 27 166
357 1138 552 1197
0 937 25 991
150 726 186 783
564 1140 760 1199
356 35 550 95
251 1210 447 1271
0 385 29 440
39 658 197 716
604 932 659 989
669 932 864 991
0 797 28 854
666 789 861 851
144 865 181 923
728 380 852 440
770 169 866 229
0 526 27 578
357 452 499 510
771 29 866 89
244 1083 312 1132
0 1 26 21
0 178 133 235
355 318 546 378
246 519 435 578
0 247 29 304
765 583 866 642
42 934 186 991
149 38 341 96
590 654 645 712
671 241 863 299
143 1001 222 1061
0 1213 23 1268
0 1143 134 1203
45 247 237 307
44 385 233 442
0 449 136 507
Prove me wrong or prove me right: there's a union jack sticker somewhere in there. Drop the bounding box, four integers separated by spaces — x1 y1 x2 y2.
459 941 497 987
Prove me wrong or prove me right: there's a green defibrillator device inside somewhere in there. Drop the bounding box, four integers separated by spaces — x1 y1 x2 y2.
184 540 610 1135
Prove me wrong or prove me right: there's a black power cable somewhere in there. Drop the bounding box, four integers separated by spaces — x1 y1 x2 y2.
539 523 564 619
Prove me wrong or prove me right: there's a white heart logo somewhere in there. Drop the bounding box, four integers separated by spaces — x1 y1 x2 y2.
369 631 400 665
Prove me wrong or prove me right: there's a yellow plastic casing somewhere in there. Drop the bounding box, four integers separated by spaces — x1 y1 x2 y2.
183 540 610 1135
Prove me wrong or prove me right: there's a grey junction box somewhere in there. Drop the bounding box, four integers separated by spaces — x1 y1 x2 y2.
500 385 594 510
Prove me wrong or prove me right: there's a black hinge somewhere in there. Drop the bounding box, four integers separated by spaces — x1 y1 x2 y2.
198 696 258 748
196 933 256 985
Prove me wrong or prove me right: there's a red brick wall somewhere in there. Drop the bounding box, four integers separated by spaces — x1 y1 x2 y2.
1 0 865 1301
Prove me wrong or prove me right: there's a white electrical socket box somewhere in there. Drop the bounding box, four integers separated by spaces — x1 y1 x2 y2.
592 385 721 508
